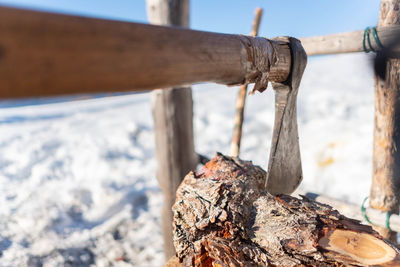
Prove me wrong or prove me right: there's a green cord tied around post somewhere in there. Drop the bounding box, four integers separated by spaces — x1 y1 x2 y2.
386 211 392 231
361 196 392 231
363 26 384 53
361 197 373 224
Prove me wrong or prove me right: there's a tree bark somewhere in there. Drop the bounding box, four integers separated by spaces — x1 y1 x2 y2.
296 190 400 233
370 0 400 242
171 154 400 266
146 0 197 259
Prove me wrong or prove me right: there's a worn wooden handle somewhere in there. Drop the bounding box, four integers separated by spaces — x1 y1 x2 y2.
0 6 290 98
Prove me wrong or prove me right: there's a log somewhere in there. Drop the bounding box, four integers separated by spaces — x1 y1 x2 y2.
300 25 400 56
229 7 263 157
146 0 197 259
295 190 400 233
370 0 400 242
0 6 290 98
171 154 400 266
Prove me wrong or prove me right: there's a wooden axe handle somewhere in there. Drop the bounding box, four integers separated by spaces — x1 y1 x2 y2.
0 6 290 98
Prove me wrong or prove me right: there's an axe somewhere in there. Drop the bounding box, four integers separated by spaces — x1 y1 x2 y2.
265 37 307 195
0 7 308 196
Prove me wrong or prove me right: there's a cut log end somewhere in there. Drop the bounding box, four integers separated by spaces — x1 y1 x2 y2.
171 153 400 266
319 229 397 266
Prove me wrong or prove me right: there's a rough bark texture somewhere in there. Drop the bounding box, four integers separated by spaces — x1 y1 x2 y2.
146 0 197 258
152 88 198 258
296 190 400 233
370 0 400 241
172 154 400 266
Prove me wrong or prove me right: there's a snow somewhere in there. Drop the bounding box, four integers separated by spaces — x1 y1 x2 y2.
0 53 375 266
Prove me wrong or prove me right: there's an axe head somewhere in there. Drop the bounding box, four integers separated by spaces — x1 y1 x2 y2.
265 37 307 195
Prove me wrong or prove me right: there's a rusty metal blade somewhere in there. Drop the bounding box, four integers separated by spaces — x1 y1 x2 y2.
266 37 307 195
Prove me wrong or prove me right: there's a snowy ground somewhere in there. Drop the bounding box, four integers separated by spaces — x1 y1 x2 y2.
0 53 375 266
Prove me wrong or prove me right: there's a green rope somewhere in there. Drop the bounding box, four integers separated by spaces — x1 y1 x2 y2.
361 197 373 224
386 212 392 231
367 27 376 52
363 26 384 53
363 27 369 52
361 196 392 231
371 27 384 49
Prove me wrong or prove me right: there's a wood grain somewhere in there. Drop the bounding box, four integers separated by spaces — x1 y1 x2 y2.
319 229 397 266
0 6 290 98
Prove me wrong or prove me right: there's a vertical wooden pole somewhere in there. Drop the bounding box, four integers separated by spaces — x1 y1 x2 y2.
229 7 263 157
370 0 400 242
146 0 197 259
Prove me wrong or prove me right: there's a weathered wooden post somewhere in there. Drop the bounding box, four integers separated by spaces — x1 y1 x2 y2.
370 0 400 241
145 0 198 259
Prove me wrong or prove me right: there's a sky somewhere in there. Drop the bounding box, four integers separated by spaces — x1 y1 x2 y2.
0 0 381 38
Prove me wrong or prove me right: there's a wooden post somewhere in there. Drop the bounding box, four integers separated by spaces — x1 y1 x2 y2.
229 7 263 157
146 0 197 259
370 0 400 242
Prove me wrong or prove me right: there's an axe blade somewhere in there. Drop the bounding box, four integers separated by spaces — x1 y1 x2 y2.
266 37 307 195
